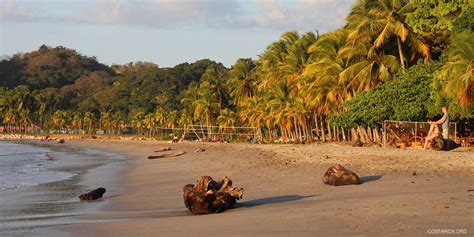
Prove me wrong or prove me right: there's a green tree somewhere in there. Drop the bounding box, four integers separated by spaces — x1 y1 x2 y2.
436 30 474 108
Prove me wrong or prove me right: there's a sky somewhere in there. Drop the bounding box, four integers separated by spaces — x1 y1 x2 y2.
0 0 354 67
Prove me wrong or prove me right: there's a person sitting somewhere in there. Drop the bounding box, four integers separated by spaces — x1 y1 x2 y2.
423 119 441 150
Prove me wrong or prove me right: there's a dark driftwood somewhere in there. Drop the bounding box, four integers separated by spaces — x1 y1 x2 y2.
431 137 444 151
147 151 186 159
183 176 244 215
79 187 106 201
322 164 360 186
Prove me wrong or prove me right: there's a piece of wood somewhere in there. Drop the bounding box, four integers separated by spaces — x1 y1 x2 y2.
183 176 244 215
148 151 186 159
79 187 106 201
154 146 172 152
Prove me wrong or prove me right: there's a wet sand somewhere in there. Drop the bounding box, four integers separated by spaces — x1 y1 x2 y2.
0 140 128 236
54 140 473 236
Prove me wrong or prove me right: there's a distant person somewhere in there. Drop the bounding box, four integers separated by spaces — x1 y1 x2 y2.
423 119 440 150
423 107 449 150
432 107 449 140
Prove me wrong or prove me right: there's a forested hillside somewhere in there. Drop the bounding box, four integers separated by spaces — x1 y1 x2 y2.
1 0 472 142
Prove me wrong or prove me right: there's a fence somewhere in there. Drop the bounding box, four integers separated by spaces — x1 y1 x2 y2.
383 120 457 148
129 124 258 142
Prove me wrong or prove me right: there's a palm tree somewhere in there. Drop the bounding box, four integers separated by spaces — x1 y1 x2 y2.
436 30 474 107
131 111 145 134
52 110 67 132
228 58 256 106
4 109 16 133
71 112 83 133
217 108 237 139
338 42 400 93
99 109 112 133
154 107 167 127
201 66 229 111
239 97 265 141
346 0 430 68
83 112 95 134
193 88 219 139
166 110 178 128
143 113 156 137
18 109 32 133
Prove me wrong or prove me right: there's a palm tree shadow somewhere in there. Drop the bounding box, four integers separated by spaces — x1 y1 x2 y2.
359 175 383 184
238 195 318 208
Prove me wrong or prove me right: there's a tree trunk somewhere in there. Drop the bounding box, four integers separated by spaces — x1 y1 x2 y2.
397 37 406 69
327 122 332 142
320 116 326 142
313 113 320 140
367 127 374 141
357 127 366 143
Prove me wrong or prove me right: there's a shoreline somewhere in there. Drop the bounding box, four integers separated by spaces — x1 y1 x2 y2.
0 139 130 236
47 139 474 236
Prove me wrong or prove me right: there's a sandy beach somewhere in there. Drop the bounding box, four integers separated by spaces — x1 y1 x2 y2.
40 139 473 236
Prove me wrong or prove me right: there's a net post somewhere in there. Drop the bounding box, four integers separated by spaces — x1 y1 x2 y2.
455 123 457 143
383 120 386 148
415 121 417 143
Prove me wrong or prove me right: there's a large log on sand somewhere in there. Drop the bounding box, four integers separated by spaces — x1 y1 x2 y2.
148 151 186 159
322 164 360 186
183 176 244 215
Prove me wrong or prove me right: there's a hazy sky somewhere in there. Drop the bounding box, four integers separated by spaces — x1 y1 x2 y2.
0 0 354 67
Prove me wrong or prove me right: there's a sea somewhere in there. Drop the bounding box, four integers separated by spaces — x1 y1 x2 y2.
0 140 128 236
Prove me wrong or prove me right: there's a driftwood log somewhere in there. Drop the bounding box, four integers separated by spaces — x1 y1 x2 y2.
322 164 360 186
79 187 106 201
183 176 244 215
154 146 172 152
148 151 186 159
431 137 445 151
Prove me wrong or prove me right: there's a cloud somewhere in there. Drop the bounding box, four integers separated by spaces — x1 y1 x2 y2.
66 0 248 29
0 0 41 22
1 0 354 32
252 0 354 32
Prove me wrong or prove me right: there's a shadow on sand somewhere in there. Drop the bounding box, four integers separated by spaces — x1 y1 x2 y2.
238 195 318 208
359 175 383 184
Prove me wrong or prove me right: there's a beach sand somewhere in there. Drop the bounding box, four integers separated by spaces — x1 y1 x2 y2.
54 140 473 236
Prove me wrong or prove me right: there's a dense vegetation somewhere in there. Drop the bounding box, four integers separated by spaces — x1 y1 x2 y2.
1 0 473 142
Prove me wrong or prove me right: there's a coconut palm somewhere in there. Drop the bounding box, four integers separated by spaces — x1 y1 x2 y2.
131 111 145 134
346 0 430 68
4 109 16 133
166 110 178 128
436 30 474 107
193 88 219 138
71 112 83 133
154 107 167 127
83 112 95 134
143 113 156 137
217 108 236 130
100 110 113 133
52 110 67 131
228 58 256 106
201 66 229 111
111 112 124 134
338 42 400 93
18 109 32 133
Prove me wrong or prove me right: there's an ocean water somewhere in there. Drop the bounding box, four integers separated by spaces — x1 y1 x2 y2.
0 140 128 235
0 142 75 191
